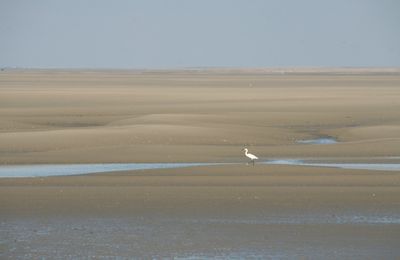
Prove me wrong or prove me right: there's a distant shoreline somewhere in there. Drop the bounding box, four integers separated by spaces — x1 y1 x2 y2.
1 67 400 75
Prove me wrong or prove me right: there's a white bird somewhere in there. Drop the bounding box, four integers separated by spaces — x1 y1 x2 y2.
242 148 258 165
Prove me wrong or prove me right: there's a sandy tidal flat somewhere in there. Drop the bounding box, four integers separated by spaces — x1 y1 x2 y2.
1 69 400 163
1 69 400 258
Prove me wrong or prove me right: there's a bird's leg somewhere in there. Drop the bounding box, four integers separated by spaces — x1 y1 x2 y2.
252 160 255 166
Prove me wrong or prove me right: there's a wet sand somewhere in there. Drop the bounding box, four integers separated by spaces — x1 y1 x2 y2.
1 69 400 258
1 164 400 258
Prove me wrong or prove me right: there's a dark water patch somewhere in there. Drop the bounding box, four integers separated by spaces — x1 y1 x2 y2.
189 214 400 225
2 214 399 259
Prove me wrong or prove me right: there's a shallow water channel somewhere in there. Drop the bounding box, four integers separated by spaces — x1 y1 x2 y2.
0 160 399 177
0 163 220 178
296 137 338 144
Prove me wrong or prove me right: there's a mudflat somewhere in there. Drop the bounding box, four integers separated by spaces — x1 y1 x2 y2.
1 69 400 258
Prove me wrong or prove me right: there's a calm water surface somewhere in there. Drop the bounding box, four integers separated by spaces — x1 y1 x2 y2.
296 137 338 144
0 163 219 178
0 160 399 177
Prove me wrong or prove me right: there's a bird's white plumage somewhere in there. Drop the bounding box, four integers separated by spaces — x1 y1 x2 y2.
243 148 258 161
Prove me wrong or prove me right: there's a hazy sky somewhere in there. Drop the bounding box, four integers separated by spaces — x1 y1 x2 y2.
1 0 399 68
